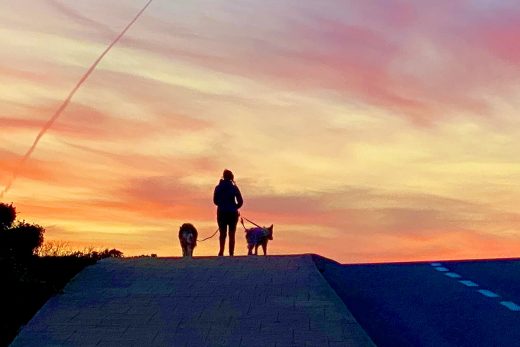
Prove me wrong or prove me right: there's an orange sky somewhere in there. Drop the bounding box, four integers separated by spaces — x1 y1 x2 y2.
1 0 520 263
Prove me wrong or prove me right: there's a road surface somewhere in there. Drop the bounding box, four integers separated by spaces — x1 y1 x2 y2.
317 257 520 347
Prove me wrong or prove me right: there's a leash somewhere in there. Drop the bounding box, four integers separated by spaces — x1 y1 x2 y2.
198 216 262 241
241 216 262 229
197 228 219 242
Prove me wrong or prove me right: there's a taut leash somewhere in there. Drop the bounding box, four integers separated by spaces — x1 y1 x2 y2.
199 216 262 241
241 216 262 229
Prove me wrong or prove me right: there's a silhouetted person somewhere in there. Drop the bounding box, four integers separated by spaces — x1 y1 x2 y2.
213 169 243 256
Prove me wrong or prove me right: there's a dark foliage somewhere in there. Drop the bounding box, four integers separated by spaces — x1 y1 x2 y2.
90 248 124 260
0 203 124 345
0 203 16 231
0 221 45 260
0 256 96 347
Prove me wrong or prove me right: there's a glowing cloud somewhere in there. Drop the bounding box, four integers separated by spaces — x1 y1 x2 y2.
1 1 520 262
0 0 153 198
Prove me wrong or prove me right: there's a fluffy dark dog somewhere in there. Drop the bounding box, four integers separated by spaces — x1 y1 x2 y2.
245 225 274 255
178 223 198 257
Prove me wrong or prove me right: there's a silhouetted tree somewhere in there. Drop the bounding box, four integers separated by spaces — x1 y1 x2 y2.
1 203 124 261
0 203 16 231
0 221 45 260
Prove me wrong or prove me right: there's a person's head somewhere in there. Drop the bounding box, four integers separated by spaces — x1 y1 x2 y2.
222 169 234 181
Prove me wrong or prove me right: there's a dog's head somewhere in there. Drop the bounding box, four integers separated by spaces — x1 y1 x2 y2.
266 224 274 240
179 223 198 244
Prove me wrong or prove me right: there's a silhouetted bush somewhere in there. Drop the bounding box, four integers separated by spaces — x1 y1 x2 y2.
0 202 16 231
36 242 124 260
0 221 45 260
36 240 74 257
90 248 124 260
0 203 125 345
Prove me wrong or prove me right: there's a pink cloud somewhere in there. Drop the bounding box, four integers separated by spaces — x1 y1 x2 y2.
0 148 73 185
3 1 520 262
7 1 520 127
465 10 520 65
44 0 114 35
0 66 50 83
1 100 211 141
106 1 519 125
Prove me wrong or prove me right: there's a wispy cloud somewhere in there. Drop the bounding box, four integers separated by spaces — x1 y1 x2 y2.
1 0 520 261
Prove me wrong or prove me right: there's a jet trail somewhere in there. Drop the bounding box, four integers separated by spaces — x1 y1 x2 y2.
1 0 153 199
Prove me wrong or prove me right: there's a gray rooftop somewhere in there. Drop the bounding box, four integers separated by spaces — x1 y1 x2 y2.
11 255 374 347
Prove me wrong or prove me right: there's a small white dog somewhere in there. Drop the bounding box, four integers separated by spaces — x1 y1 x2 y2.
178 223 198 257
245 225 274 256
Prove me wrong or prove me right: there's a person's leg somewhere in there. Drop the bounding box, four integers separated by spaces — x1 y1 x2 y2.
217 213 227 256
228 227 235 256
228 212 239 256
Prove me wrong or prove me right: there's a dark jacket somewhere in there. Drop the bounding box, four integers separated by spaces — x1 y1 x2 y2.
213 179 243 213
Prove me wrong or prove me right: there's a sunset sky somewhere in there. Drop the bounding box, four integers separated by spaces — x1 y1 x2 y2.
1 0 520 262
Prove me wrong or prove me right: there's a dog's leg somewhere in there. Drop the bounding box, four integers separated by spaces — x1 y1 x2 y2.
262 241 267 255
254 244 259 255
248 244 253 255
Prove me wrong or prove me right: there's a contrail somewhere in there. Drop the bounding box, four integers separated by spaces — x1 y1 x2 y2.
1 0 153 199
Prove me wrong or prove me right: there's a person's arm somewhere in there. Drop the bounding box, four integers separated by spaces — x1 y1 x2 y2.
235 186 243 209
213 186 219 206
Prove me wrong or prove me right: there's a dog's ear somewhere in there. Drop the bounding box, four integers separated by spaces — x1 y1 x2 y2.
269 224 273 231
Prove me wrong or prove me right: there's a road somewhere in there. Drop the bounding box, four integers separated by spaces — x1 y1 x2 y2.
316 257 520 347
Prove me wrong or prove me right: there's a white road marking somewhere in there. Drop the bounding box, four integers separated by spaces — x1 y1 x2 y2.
459 280 479 287
445 272 461 279
478 290 500 298
435 267 449 272
500 301 520 311
431 263 518 313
